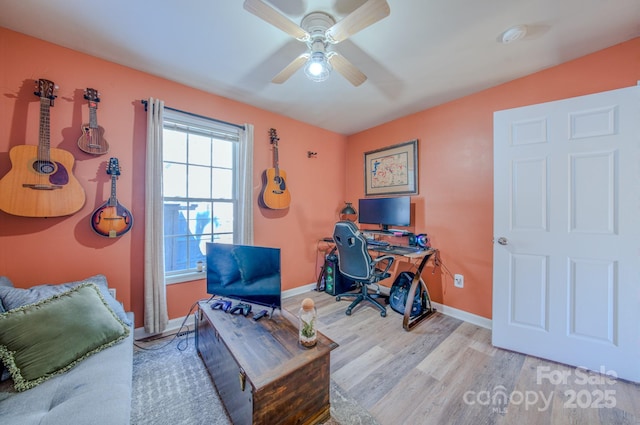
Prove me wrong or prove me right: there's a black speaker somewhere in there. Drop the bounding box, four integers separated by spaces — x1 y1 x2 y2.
323 256 356 296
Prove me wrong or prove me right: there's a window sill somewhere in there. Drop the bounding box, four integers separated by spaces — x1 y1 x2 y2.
166 272 206 285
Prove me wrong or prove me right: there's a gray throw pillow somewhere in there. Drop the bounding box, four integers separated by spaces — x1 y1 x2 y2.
0 274 131 326
0 276 13 313
0 277 10 380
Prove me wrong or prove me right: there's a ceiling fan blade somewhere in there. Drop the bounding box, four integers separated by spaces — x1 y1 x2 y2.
327 53 367 87
272 53 310 84
244 0 309 41
325 0 390 44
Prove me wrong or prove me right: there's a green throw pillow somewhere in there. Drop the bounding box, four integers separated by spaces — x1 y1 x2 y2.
0 283 130 392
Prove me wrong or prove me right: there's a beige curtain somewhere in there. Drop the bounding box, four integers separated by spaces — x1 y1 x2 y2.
144 98 168 334
238 124 254 245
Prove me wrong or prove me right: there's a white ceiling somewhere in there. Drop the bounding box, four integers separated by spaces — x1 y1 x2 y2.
1 0 639 135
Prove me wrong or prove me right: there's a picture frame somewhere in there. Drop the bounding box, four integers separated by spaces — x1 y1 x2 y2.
364 139 418 196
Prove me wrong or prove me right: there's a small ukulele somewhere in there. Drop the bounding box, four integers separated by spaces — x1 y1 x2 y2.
77 88 109 155
260 128 291 209
91 158 133 238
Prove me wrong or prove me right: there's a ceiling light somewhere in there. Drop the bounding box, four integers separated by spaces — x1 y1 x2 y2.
499 25 528 44
304 52 332 82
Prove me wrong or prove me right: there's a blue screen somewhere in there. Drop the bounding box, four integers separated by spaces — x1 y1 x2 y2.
358 196 411 230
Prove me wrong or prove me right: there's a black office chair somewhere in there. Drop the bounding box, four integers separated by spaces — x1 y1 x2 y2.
332 221 395 317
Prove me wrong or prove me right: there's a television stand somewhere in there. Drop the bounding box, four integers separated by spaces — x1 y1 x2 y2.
196 301 337 425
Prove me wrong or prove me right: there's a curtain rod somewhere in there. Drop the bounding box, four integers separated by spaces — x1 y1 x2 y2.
140 100 245 130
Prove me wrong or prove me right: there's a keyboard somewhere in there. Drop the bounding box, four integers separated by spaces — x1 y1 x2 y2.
366 239 390 247
388 245 423 254
370 244 423 254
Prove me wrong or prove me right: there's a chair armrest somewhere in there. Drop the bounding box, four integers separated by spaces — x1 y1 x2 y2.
372 255 394 274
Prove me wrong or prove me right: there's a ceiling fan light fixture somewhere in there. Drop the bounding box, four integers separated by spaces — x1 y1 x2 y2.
244 0 390 86
304 52 332 82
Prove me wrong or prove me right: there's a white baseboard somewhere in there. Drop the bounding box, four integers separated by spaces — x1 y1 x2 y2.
292 282 493 330
134 285 492 339
282 282 318 299
431 301 492 329
134 315 196 340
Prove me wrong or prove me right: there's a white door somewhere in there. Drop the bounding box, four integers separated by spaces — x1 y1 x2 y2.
493 84 640 383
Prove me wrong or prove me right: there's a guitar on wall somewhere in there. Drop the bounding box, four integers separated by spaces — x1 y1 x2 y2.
91 158 133 238
77 87 109 155
0 79 86 217
260 128 291 209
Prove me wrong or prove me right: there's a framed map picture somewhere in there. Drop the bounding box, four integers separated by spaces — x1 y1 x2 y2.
364 139 418 196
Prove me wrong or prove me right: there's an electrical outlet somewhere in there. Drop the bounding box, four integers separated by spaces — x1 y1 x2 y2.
454 274 464 288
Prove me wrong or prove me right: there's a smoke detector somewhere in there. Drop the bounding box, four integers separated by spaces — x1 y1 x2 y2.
499 25 528 44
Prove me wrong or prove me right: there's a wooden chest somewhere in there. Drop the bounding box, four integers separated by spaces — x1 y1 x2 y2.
196 301 337 425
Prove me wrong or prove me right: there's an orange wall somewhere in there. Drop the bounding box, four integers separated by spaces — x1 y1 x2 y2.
2 26 638 325
0 28 348 327
346 37 640 319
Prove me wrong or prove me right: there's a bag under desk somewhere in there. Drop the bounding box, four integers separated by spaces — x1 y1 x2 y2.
340 244 439 331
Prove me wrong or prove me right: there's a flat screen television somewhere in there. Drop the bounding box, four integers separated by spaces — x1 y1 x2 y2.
358 196 411 231
206 243 281 310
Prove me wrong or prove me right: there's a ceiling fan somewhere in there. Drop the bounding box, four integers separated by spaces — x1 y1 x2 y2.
243 0 390 86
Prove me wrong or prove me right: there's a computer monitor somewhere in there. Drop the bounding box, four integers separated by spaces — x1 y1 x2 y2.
358 196 411 231
206 243 282 310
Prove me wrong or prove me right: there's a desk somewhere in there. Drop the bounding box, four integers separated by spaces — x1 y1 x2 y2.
318 237 439 331
369 246 438 331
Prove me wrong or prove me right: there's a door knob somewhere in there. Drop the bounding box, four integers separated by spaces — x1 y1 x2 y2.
497 237 508 245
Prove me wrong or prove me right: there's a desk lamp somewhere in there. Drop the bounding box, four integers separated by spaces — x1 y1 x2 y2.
339 202 358 222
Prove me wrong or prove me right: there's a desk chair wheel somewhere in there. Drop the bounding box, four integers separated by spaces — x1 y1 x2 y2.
336 295 342 302
380 310 387 317
345 308 352 316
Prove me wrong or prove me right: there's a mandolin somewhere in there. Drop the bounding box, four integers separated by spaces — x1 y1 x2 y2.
77 88 109 155
91 158 133 238
0 79 86 217
260 128 291 209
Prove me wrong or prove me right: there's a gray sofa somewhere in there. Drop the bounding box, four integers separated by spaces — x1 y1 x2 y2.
0 275 134 425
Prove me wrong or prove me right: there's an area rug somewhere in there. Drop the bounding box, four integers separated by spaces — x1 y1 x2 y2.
131 334 379 425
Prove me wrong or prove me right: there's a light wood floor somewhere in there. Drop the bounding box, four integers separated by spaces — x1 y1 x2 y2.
283 290 640 425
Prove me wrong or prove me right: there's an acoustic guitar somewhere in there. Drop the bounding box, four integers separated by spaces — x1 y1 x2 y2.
77 88 109 155
260 128 291 209
91 158 133 238
0 79 86 217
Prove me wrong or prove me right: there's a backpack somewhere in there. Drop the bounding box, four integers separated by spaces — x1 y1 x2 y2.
389 272 424 317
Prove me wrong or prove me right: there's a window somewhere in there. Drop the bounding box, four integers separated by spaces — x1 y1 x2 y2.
162 109 240 283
